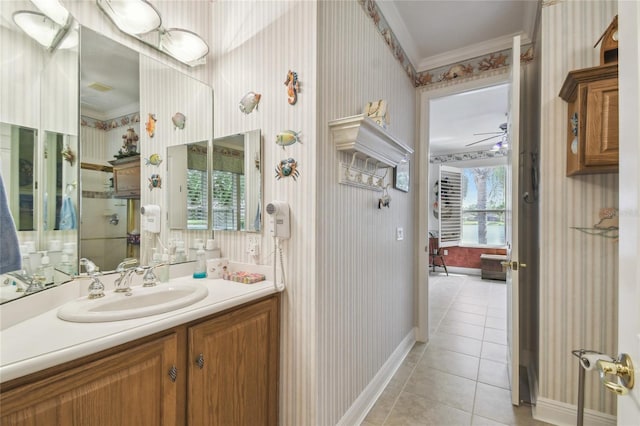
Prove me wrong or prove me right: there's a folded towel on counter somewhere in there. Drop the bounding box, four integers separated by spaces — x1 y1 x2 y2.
59 195 77 230
0 172 22 273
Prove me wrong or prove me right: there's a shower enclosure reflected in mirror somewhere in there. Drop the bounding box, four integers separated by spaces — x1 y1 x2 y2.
212 129 261 233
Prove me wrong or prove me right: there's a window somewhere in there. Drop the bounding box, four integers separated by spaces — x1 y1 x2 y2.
461 166 506 246
187 169 208 229
212 170 245 231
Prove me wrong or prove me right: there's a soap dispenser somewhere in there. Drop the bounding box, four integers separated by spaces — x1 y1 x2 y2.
193 244 206 279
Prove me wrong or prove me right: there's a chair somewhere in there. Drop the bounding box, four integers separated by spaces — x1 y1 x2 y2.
428 232 448 276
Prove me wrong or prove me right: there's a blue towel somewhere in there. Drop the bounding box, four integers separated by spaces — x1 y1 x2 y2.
0 172 22 273
59 195 77 230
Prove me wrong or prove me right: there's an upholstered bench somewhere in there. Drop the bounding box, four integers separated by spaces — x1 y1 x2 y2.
480 254 507 281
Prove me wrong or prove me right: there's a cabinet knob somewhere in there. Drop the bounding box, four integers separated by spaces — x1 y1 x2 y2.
196 353 205 369
168 365 178 382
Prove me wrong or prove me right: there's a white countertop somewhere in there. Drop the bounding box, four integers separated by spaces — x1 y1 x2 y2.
0 277 279 384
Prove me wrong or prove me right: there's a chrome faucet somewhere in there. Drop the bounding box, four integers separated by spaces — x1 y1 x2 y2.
4 271 42 294
142 263 167 287
80 258 105 299
114 258 143 293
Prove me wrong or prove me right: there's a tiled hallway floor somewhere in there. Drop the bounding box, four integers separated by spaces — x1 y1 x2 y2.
362 273 550 426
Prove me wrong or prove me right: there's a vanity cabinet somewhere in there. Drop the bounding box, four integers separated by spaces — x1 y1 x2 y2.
559 63 618 176
187 296 280 426
111 156 141 198
0 333 179 426
0 295 280 426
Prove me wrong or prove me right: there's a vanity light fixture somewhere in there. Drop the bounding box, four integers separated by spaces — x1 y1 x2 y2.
12 11 64 49
30 0 70 27
160 28 209 66
96 0 208 66
97 0 162 35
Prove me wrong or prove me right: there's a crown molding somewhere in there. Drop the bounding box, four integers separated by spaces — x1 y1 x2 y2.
374 0 420 67
416 32 532 72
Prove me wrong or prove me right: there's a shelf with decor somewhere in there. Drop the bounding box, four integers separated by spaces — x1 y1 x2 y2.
329 114 413 191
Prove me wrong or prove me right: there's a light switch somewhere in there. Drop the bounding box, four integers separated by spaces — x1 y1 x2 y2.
396 227 404 241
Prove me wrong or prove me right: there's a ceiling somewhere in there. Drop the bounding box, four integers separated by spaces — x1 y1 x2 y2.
379 0 538 155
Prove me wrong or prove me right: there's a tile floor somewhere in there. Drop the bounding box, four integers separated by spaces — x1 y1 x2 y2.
362 273 550 426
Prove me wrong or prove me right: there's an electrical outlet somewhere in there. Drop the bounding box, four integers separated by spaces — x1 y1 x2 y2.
396 227 404 241
443 249 448 255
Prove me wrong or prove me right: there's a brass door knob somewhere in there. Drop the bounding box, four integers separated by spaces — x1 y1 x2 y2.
597 353 635 395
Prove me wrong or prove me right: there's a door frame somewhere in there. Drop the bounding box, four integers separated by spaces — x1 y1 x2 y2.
616 0 640 421
416 70 510 342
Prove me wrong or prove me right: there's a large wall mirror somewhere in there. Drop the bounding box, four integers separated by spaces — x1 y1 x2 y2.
79 27 214 271
1 0 79 303
0 6 214 303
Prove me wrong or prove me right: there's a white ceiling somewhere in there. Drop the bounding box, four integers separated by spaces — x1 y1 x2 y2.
429 83 509 154
379 0 538 155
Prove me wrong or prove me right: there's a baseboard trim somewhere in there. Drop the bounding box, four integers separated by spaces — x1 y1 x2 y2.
533 397 616 426
336 329 416 426
434 266 481 276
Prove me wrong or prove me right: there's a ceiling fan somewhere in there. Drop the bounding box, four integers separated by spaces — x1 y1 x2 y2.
465 122 507 147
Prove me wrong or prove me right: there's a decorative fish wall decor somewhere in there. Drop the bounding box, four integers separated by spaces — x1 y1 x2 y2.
145 113 157 138
275 158 300 181
284 70 300 105
239 91 262 114
275 130 302 149
172 112 186 130
145 154 163 166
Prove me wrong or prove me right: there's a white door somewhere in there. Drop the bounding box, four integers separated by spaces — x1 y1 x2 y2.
505 35 521 406
614 1 640 423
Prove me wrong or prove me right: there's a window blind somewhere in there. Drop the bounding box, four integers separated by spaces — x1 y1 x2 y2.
438 165 463 247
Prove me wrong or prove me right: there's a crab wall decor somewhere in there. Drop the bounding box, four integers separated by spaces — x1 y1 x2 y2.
148 173 162 190
275 158 300 181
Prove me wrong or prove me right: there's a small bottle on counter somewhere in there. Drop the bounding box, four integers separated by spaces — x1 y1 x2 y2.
37 252 54 285
193 244 206 279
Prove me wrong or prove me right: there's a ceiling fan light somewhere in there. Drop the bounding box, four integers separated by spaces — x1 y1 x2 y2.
161 29 209 64
13 11 61 48
30 0 70 27
99 0 162 35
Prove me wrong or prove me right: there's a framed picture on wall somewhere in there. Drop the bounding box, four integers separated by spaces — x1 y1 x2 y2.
394 159 410 192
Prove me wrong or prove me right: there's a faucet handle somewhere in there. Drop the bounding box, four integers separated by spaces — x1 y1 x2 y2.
88 275 105 299
142 263 167 287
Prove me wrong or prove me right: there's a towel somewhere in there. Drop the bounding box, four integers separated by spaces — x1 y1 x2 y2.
59 195 77 230
0 171 22 273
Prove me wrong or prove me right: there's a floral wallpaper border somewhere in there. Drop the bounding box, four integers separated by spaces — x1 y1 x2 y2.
81 112 140 131
358 0 535 88
430 147 508 164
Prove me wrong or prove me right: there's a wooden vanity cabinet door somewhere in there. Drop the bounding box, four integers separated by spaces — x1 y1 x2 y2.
0 333 180 426
187 296 280 426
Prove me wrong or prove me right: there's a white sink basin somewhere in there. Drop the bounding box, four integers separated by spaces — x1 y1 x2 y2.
57 283 208 322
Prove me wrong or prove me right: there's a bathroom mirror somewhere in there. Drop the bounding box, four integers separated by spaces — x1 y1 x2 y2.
79 27 141 272
167 141 210 230
212 129 261 233
0 1 79 303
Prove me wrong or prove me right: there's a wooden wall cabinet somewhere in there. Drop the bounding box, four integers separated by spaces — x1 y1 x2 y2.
111 156 141 198
0 295 280 426
559 63 618 176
